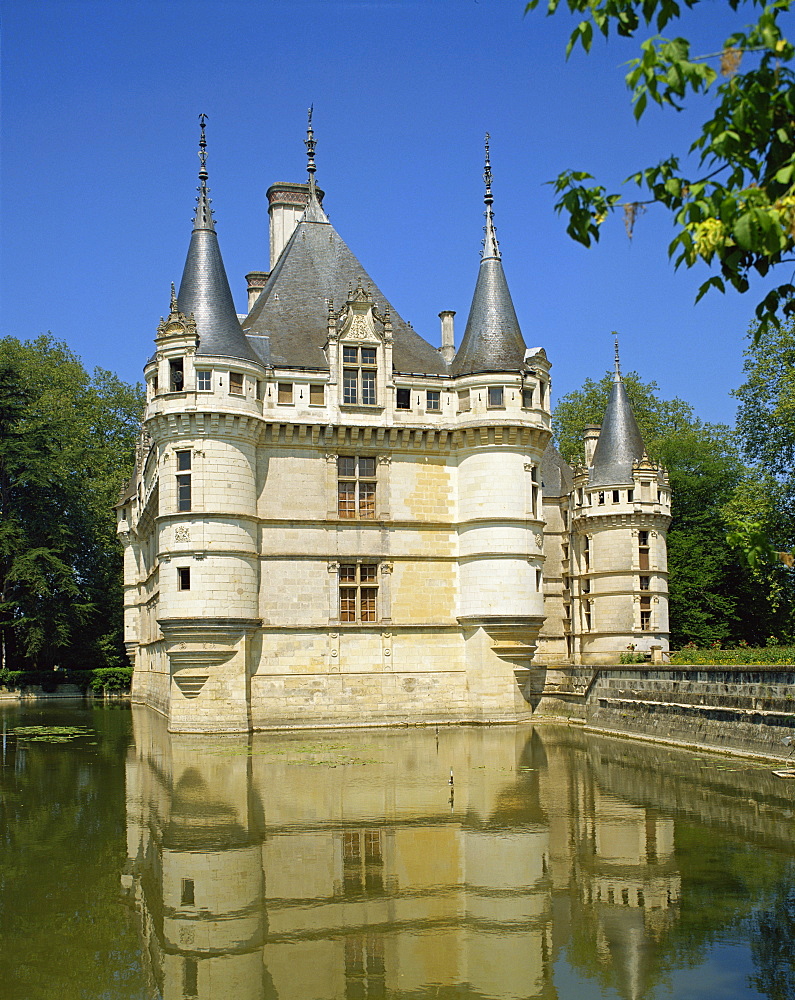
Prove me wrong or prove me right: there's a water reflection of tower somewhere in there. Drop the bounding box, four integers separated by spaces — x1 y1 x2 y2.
124 707 269 1000
531 727 681 1000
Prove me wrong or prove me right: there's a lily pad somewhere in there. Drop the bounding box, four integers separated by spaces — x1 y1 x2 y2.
11 725 92 743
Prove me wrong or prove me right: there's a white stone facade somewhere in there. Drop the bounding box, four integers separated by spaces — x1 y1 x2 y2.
117 147 670 732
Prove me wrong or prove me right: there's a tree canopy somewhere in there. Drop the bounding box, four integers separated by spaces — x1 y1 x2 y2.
524 0 795 335
553 369 794 645
0 336 144 672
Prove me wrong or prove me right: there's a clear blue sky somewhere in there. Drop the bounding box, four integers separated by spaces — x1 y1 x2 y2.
2 0 778 426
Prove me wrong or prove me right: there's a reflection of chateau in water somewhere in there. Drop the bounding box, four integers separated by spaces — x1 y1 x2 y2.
128 708 795 1000
124 709 681 1000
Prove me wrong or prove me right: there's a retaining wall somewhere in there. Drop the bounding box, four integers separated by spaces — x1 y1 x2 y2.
535 663 795 761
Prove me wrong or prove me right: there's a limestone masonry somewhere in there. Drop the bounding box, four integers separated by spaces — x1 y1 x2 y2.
117 121 671 732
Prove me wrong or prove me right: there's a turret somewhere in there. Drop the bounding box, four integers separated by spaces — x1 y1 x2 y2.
570 341 671 663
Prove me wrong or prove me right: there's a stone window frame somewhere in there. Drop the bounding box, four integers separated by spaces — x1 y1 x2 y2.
341 344 378 406
426 389 441 412
196 369 212 392
337 455 377 519
339 562 379 622
487 385 505 409
277 382 293 404
457 388 471 413
328 560 393 624
177 567 191 591
395 387 411 410
176 450 192 512
309 383 325 405
229 371 244 396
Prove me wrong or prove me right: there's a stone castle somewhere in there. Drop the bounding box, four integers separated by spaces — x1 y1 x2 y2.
117 118 671 733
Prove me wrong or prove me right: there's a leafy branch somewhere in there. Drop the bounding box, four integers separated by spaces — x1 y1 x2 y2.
525 0 795 336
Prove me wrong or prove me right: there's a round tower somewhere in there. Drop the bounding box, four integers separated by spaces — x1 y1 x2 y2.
570 346 671 663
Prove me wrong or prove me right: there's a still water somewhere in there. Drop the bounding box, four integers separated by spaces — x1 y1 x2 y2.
1 703 793 1000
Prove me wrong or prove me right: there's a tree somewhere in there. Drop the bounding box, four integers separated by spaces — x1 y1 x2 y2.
553 370 794 644
0 336 144 672
524 0 795 335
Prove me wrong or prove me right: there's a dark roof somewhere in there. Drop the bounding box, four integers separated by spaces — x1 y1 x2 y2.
450 256 527 376
541 442 574 498
589 378 646 486
177 176 261 365
244 201 447 375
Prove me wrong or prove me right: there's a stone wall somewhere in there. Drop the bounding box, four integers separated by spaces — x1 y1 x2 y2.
535 663 795 761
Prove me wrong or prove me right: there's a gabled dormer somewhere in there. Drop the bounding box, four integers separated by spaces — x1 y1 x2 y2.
326 283 394 410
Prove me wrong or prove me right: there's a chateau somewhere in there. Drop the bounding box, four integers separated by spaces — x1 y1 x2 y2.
117 119 671 733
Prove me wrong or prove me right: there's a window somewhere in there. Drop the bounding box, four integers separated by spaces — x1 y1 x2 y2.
278 382 293 404
487 386 504 407
539 381 547 406
627 489 634 502
639 575 650 591
457 389 470 412
638 530 650 570
176 451 191 512
582 577 591 593
598 491 605 505
612 490 620 503
229 372 244 395
342 346 377 405
181 878 195 906
396 387 411 410
337 456 376 519
310 383 325 405
169 358 184 392
522 386 534 408
339 563 378 621
183 958 198 999
177 568 191 591
196 370 211 391
426 390 440 411
583 536 590 571
640 596 652 630
584 600 592 631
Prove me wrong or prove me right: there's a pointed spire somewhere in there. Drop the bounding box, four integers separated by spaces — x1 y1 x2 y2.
177 115 260 364
192 112 216 232
450 134 526 376
483 133 500 260
589 340 646 486
301 105 329 225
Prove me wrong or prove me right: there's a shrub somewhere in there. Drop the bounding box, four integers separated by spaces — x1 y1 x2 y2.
670 646 795 665
87 667 133 693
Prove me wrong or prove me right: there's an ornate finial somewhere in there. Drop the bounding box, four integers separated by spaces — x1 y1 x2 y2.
198 112 208 181
482 132 500 260
193 113 215 232
484 133 493 206
305 104 318 204
613 333 622 382
170 281 178 313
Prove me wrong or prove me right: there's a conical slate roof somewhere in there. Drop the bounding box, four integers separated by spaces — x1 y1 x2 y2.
451 136 526 377
589 366 646 487
244 195 447 375
177 120 260 365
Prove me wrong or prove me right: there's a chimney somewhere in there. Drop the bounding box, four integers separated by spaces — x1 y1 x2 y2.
584 424 601 466
245 271 268 312
266 181 325 269
439 310 456 363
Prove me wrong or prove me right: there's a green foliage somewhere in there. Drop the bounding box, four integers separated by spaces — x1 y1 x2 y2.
619 651 648 662
0 335 144 673
554 369 795 645
88 667 133 693
670 644 795 663
524 0 795 336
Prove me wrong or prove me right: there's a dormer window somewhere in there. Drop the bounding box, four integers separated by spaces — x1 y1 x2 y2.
342 346 377 405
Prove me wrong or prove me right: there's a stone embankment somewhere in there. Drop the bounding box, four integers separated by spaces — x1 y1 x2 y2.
534 663 795 761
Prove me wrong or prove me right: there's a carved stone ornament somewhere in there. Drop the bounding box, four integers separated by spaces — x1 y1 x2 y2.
174 526 190 542
327 561 339 573
381 563 394 575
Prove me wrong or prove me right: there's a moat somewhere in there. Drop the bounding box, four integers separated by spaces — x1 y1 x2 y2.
1 703 793 1000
